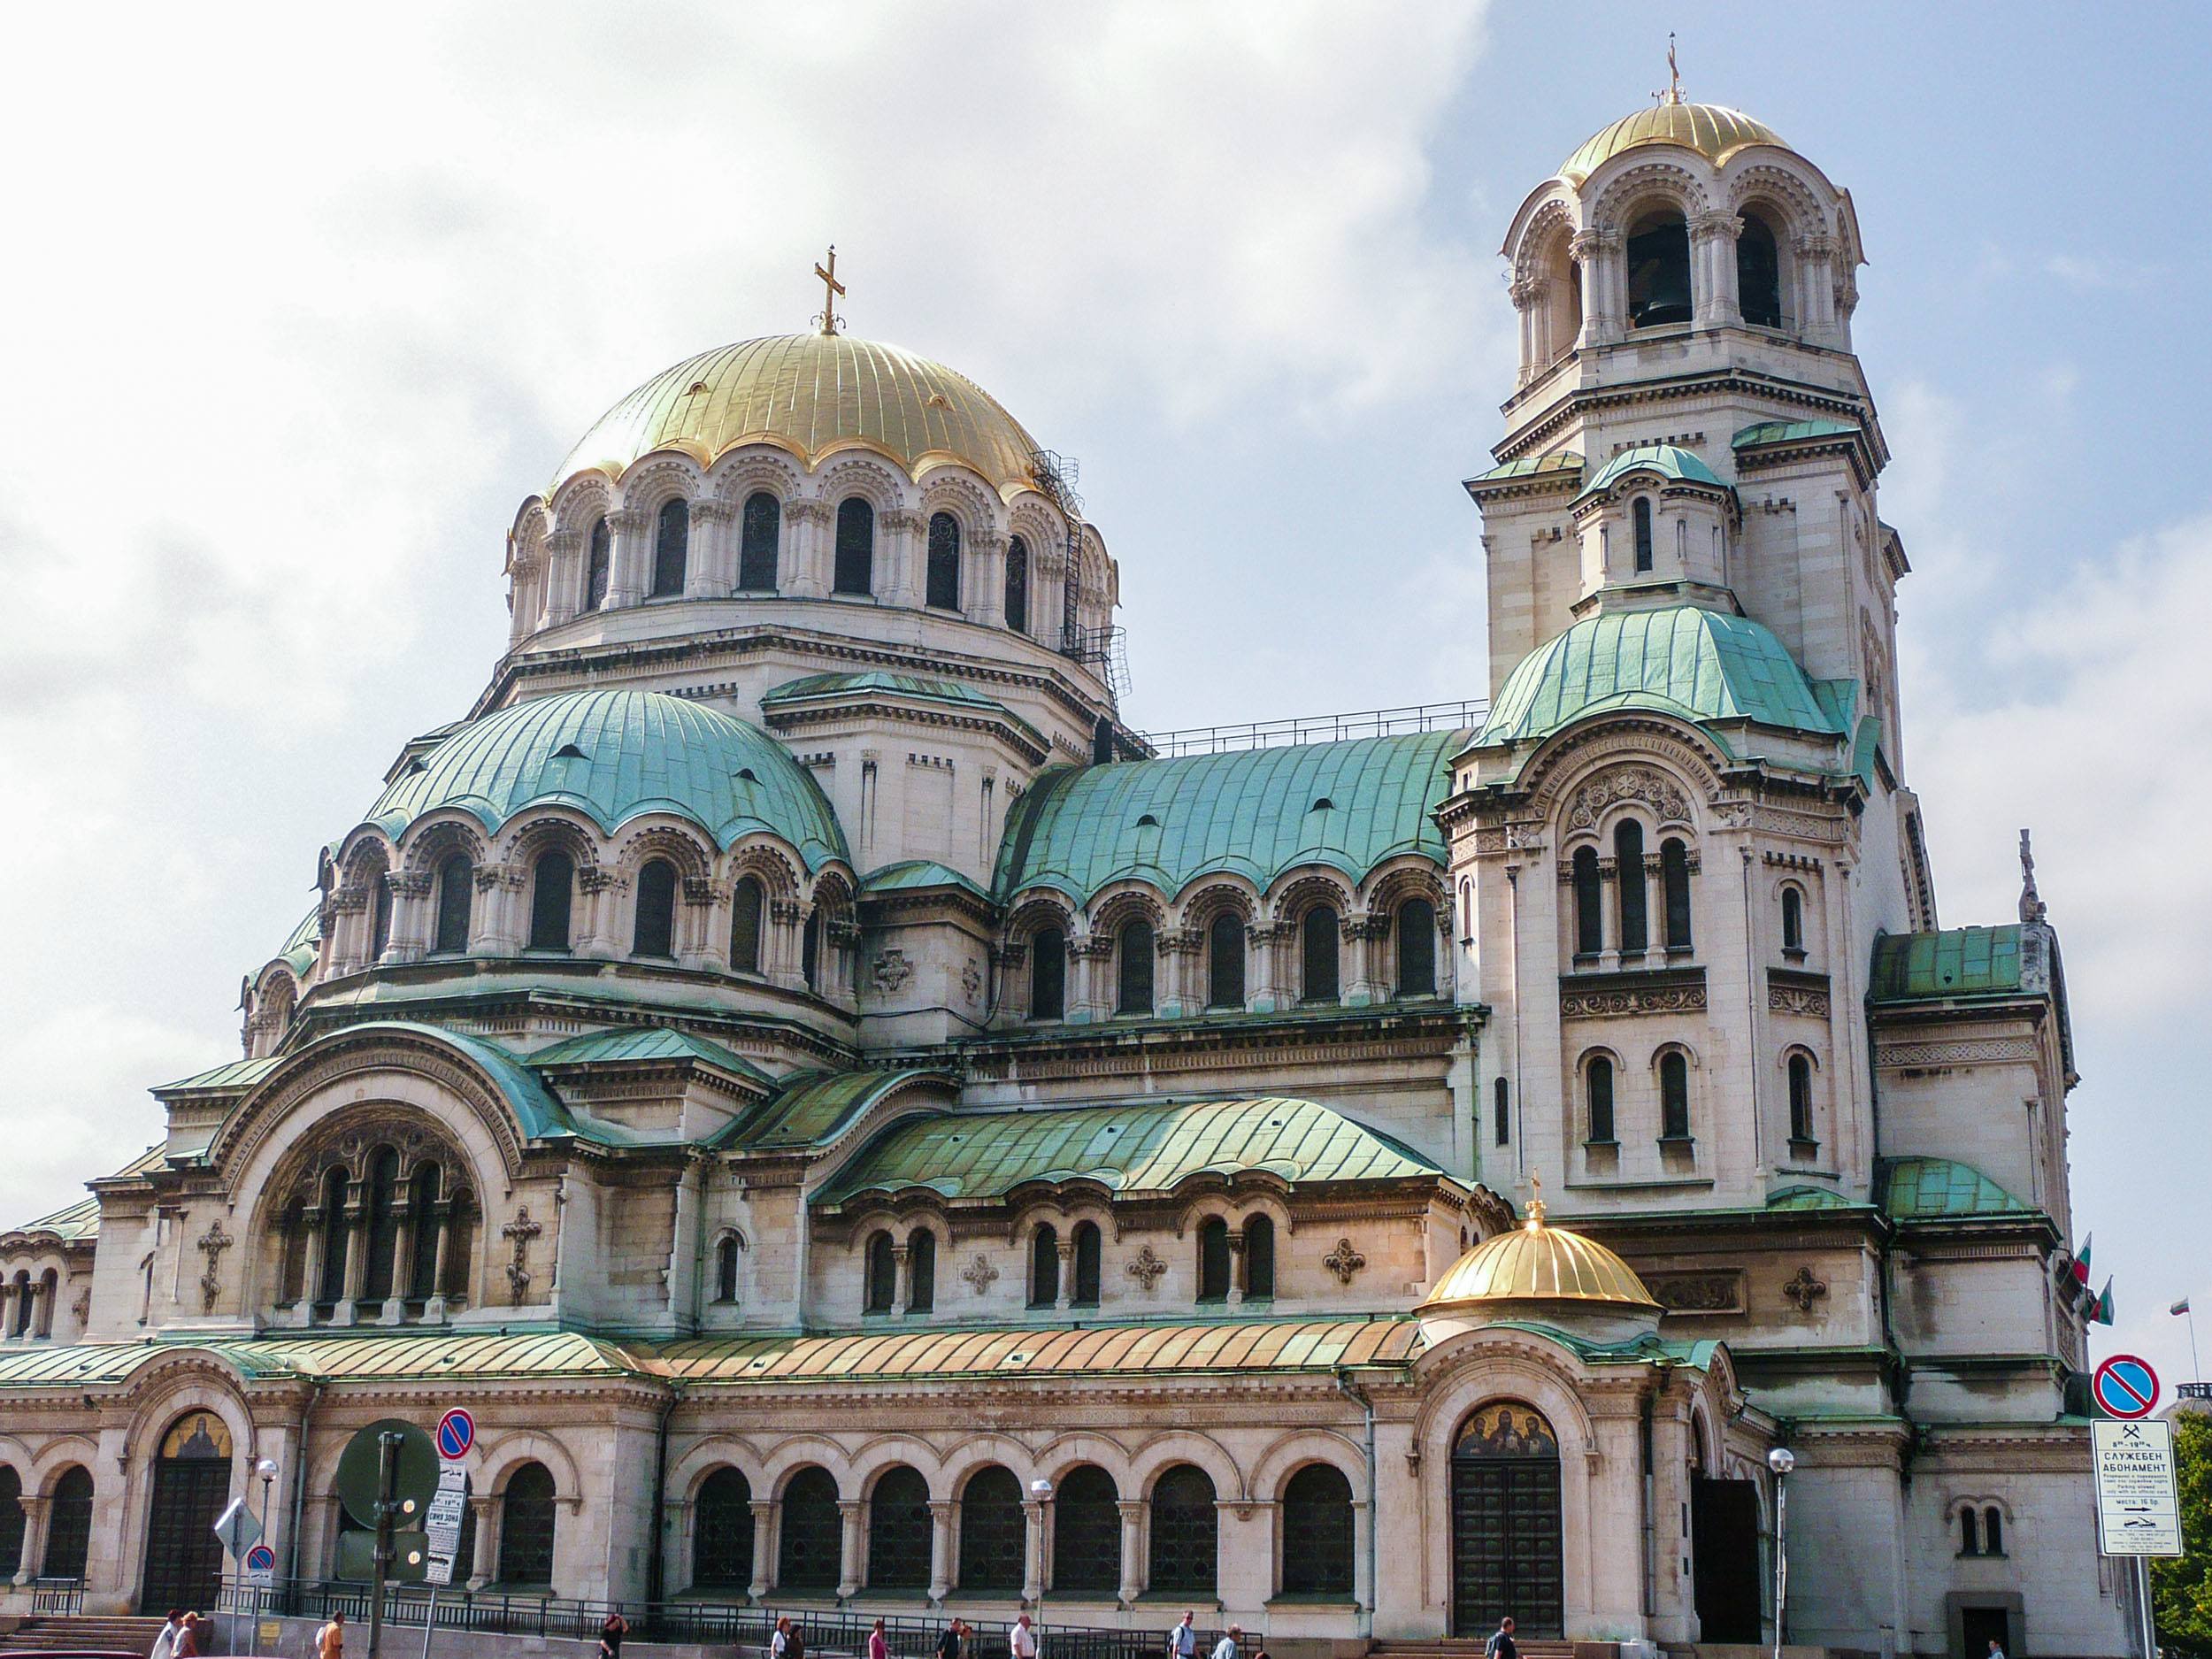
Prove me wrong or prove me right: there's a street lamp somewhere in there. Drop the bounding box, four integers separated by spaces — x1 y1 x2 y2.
1767 1448 1796 1659
250 1459 280 1658
1028 1478 1054 1655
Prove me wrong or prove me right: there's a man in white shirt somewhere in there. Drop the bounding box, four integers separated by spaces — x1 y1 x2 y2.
1011 1615 1040 1659
149 1610 185 1659
1210 1626 1243 1659
1170 1614 1198 1659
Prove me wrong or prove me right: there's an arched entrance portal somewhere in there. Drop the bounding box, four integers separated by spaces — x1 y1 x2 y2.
141 1411 233 1613
1450 1402 1564 1638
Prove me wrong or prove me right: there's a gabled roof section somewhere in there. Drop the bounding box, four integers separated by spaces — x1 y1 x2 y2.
818 1096 1443 1208
1878 1156 2034 1220
1766 1183 1858 1211
277 906 321 977
1733 418 1860 449
1869 926 2024 1003
860 860 994 903
995 730 1465 907
1467 452 1584 486
3 1195 101 1245
1575 443 1729 504
716 1068 954 1153
528 1026 772 1087
157 1056 282 1094
764 671 1005 713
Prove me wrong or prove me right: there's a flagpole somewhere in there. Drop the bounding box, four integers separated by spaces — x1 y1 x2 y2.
2191 1306 2202 1386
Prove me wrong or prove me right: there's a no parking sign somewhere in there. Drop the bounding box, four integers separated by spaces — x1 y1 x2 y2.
2093 1354 2160 1419
435 1408 476 1461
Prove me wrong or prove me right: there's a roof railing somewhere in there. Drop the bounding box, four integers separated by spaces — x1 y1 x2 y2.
1139 699 1488 757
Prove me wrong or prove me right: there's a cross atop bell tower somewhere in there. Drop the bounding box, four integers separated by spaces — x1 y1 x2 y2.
813 245 847 337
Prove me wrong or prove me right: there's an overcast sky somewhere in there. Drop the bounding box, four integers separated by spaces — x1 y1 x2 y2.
4 1 2206 1389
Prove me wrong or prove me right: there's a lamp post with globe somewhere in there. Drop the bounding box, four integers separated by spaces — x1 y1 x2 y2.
250 1457 280 1655
1767 1448 1796 1659
1028 1477 1054 1655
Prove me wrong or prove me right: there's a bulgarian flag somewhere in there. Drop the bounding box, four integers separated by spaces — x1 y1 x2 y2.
2072 1234 2093 1286
2094 1278 2116 1325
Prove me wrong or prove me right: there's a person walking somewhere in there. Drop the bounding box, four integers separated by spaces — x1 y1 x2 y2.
1484 1617 1517 1659
1011 1613 1040 1659
1985 1640 2006 1659
936 1618 964 1659
771 1616 793 1659
173 1615 201 1659
1169 1613 1199 1659
316 1609 345 1659
869 1619 890 1659
150 1609 185 1659
599 1614 629 1659
1209 1626 1242 1659
787 1624 808 1659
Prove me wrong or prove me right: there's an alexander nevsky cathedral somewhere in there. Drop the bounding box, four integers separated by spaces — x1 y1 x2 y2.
0 94 2132 1659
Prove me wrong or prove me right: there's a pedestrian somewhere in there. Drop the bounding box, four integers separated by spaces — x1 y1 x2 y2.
1210 1626 1242 1659
869 1619 890 1659
150 1609 186 1659
316 1608 346 1659
173 1615 201 1659
936 1618 964 1659
600 1614 629 1659
1485 1617 1517 1659
1985 1640 2006 1659
771 1616 792 1659
1011 1613 1040 1659
788 1624 808 1659
1169 1612 1198 1659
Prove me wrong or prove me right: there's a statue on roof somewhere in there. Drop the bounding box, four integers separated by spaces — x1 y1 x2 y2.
2019 828 2047 925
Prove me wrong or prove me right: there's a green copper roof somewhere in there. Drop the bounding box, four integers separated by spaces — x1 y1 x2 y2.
861 859 994 902
4 1196 101 1243
1468 452 1584 484
718 1067 952 1152
280 1021 597 1146
1576 443 1728 503
1767 1183 1857 1210
1869 926 2024 1002
1477 606 1843 749
995 731 1465 906
528 1026 772 1084
362 689 848 870
157 1055 282 1094
279 905 320 976
818 1096 1442 1206
1878 1156 2033 1220
764 671 1002 711
1733 418 1860 449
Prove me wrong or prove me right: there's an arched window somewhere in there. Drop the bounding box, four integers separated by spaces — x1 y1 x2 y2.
1116 918 1155 1015
1050 1464 1120 1594
1071 1221 1102 1306
908 1229 936 1312
957 1466 1025 1592
715 1234 741 1304
1959 1507 1980 1555
926 511 962 610
1586 1055 1616 1143
1626 208 1692 328
1397 897 1437 996
527 851 574 951
1243 1215 1275 1299
1660 1051 1692 1141
8 1269 27 1336
1615 820 1647 953
693 1468 754 1590
1148 1464 1218 1594
1004 535 1030 634
1301 904 1340 1002
442 1187 476 1302
729 876 764 974
584 516 611 611
1207 910 1246 1010
739 492 780 591
370 872 393 961
497 1463 557 1586
633 857 678 957
317 1166 350 1305
1789 1054 1816 1146
868 1466 933 1589
864 1232 896 1314
802 910 822 992
1633 496 1655 573
1494 1077 1510 1147
361 1146 403 1305
405 1165 442 1301
651 497 689 597
278 1201 309 1305
777 1467 841 1590
1197 1217 1231 1302
1281 1463 1355 1595
42 1466 92 1579
1029 926 1066 1020
434 854 473 954
0 1464 21 1578
1984 1506 2004 1555
1573 846 1602 957
833 497 874 595
1781 887 1805 955
33 1270 54 1339
1738 214 1783 328
1662 838 1692 951
1029 1225 1059 1308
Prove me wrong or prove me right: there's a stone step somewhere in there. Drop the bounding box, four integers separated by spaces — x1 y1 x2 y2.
5 1615 172 1652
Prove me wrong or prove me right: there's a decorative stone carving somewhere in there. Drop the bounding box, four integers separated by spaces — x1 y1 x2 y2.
1125 1245 1168 1293
872 950 914 995
1646 1269 1744 1315
1565 765 1692 833
196 1220 233 1314
1323 1238 1367 1285
1560 974 1707 1019
1877 1038 2036 1068
1784 1265 1829 1315
960 1253 999 1296
959 958 983 1004
502 1209 543 1305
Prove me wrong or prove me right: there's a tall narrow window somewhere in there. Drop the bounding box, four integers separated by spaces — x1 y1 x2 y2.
1738 214 1783 328
833 497 874 595
370 872 393 961
1959 1509 1980 1555
908 1230 935 1312
1662 838 1692 951
715 1235 741 1303
499 1463 558 1585
585 516 611 611
1626 209 1692 328
1197 1217 1231 1302
957 1467 1025 1593
1030 927 1066 1020
318 1166 349 1305
867 1466 933 1590
1397 897 1437 996
1148 1465 1218 1595
1633 497 1655 573
42 1467 92 1580
1004 535 1030 634
693 1468 754 1590
1574 847 1602 957
1494 1078 1509 1146
802 910 821 991
729 876 764 973
1243 1215 1275 1299
1984 1507 2004 1555
926 511 962 610
864 1232 896 1314
1615 820 1647 953
1781 887 1805 955
739 492 780 591
1660 1051 1691 1141
1207 910 1245 1009
1301 904 1340 1002
651 497 689 597
1029 1225 1059 1307
0 1464 22 1580
1280 1464 1355 1596
1117 918 1155 1015
778 1468 841 1591
1788 1055 1816 1146
442 1188 475 1301
406 1166 442 1301
1071 1221 1102 1306
633 858 677 958
1049 1465 1120 1594
1586 1056 1616 1143
361 1146 402 1304
434 854 473 954
528 851 573 950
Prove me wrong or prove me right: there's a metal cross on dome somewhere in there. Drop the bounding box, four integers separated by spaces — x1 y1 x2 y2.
813 245 847 337
1654 33 1683 106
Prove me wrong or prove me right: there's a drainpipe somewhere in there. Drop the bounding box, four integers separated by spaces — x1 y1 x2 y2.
1741 849 1763 1169
1505 866 1525 1179
646 1387 681 1611
288 1384 323 1584
1333 1370 1378 1640
1639 1382 1657 1626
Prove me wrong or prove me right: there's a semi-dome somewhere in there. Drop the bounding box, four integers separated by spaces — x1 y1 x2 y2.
555 332 1045 495
364 689 849 869
1561 102 1784 184
1419 1192 1660 1317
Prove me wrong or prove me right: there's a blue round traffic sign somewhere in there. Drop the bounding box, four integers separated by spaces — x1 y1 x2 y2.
244 1543 277 1572
2093 1354 2160 1419
435 1408 476 1461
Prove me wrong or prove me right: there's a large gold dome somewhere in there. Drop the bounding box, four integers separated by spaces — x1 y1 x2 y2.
1561 102 1784 185
555 332 1045 495
1419 1196 1660 1314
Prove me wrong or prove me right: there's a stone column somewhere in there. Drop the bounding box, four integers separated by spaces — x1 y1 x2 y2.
467 1494 498 1588
1691 211 1743 326
1343 914 1387 1007
423 1204 451 1321
785 501 831 597
1115 1499 1144 1607
1225 1232 1246 1308
507 549 543 647
1054 1240 1074 1313
296 1212 326 1326
387 1205 418 1325
1068 937 1113 1025
690 500 736 599
1794 233 1839 342
575 865 622 959
542 529 581 626
605 507 650 608
927 1499 955 1604
971 532 1007 629
1509 275 1540 384
894 1243 914 1317
749 1500 775 1601
15 1493 48 1586
881 509 923 606
837 1498 865 1599
339 1197 369 1325
384 869 433 965
1248 921 1292 1014
1021 1497 1047 1603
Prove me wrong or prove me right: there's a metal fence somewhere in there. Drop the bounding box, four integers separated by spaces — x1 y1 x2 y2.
220 1579 1210 1659
29 1578 84 1614
1141 700 1487 757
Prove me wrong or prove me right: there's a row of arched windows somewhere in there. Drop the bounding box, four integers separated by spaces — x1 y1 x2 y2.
864 1217 1282 1315
275 1149 477 1316
3 1266 60 1339
0 1463 90 1580
1958 1502 2007 1557
573 499 1036 633
1582 1048 1694 1145
1624 206 1785 332
1571 827 1693 959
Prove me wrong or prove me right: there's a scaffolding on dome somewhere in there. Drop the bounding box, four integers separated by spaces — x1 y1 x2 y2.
1030 447 1129 703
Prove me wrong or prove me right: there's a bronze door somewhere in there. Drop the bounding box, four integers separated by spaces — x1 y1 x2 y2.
141 1457 230 1612
1450 1402 1564 1638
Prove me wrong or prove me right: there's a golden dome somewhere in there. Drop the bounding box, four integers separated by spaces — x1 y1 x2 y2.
555 333 1045 495
1561 103 1784 185
1419 1190 1661 1314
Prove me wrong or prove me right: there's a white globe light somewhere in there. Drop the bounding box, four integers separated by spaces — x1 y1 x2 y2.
1030 1477 1054 1499
256 1457 280 1479
1768 1447 1797 1475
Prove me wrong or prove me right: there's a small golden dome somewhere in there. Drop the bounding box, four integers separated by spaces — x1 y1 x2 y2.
556 332 1044 495
1419 1187 1661 1314
1561 103 1784 185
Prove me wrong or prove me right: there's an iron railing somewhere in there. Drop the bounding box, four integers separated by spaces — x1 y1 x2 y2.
220 1579 1214 1659
29 1577 84 1614
1141 700 1487 757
